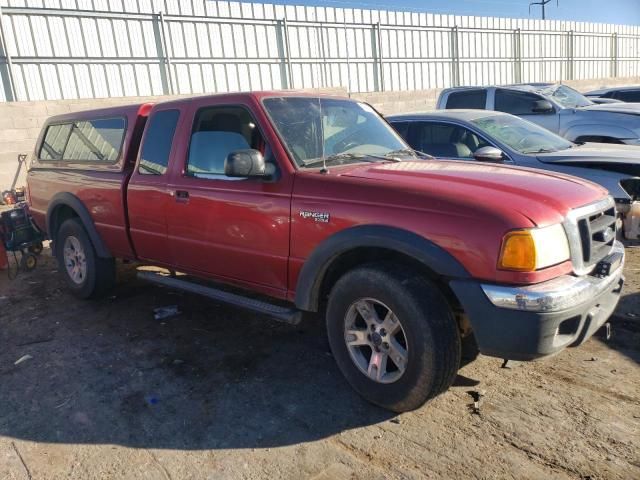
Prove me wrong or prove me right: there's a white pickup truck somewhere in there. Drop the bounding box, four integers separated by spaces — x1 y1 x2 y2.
437 83 640 145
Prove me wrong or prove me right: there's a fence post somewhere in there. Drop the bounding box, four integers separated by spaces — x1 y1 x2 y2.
450 26 460 87
371 22 384 92
566 30 574 80
275 18 293 89
513 28 522 84
611 32 618 78
152 11 173 95
0 7 17 102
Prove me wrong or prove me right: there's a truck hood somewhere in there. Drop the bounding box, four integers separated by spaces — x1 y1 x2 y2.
537 143 640 176
579 102 640 115
339 160 606 226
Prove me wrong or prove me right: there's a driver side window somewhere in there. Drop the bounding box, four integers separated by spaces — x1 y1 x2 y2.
186 106 267 179
495 89 544 115
410 122 489 159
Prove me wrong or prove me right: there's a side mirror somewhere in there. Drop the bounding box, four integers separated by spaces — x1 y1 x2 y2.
225 149 274 178
532 99 554 114
473 146 505 163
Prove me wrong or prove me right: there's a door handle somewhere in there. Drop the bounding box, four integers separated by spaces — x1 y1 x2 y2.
175 190 189 203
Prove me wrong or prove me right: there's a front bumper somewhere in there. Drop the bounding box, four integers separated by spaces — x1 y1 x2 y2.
450 242 625 361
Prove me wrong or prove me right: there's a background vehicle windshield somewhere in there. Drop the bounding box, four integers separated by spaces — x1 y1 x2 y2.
263 97 408 167
541 84 593 108
471 114 574 154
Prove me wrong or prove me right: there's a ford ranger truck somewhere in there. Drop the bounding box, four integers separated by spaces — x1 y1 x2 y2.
26 92 625 413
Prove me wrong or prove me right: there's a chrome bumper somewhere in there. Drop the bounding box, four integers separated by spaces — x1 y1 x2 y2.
481 241 625 313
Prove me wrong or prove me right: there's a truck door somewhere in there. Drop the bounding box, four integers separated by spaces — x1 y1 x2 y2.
165 99 292 298
494 88 559 133
127 108 182 265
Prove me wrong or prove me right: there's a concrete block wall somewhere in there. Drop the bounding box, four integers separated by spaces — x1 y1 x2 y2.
2 78 640 192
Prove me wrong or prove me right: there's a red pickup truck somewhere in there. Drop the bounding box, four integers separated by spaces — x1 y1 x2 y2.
27 91 625 412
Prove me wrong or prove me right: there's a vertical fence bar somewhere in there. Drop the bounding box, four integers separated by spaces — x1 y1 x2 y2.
282 18 293 89
370 24 379 92
275 18 291 89
566 30 574 80
611 32 618 78
513 28 522 84
0 8 17 101
343 20 351 94
450 26 459 87
154 11 173 94
374 21 384 91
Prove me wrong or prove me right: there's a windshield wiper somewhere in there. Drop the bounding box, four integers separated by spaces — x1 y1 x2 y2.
384 148 433 159
523 148 557 154
301 152 400 168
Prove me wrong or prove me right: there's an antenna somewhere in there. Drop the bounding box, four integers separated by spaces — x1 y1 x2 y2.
318 96 328 174
529 0 559 20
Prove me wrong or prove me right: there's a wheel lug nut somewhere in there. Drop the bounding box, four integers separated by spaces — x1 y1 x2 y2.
367 334 371 340
383 342 389 349
380 328 387 336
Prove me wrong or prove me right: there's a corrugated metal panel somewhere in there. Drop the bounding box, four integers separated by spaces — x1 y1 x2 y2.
0 0 637 101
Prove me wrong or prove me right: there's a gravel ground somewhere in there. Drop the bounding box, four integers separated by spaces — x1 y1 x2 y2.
0 244 638 480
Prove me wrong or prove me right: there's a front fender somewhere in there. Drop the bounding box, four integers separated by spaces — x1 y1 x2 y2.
294 225 470 311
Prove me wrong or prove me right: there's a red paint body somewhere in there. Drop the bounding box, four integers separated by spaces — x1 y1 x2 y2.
27 92 608 303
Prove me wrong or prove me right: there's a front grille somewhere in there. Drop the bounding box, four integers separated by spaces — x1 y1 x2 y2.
564 197 617 275
576 205 616 267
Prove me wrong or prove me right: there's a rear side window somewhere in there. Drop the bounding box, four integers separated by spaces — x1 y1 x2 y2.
40 124 72 160
445 90 487 109
139 110 180 175
495 89 541 115
615 90 640 102
39 117 126 162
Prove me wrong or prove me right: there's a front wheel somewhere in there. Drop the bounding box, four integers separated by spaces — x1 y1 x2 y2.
56 218 115 299
326 264 461 412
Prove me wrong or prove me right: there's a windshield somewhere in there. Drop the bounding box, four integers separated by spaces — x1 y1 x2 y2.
540 84 593 108
471 114 574 154
263 97 409 167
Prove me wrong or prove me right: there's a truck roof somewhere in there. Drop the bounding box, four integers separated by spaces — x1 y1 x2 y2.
44 90 352 124
46 102 154 125
150 90 352 109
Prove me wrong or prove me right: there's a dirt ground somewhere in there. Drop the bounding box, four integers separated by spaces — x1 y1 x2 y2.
0 244 638 480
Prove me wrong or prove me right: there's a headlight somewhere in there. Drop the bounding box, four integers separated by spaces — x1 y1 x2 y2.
498 224 570 272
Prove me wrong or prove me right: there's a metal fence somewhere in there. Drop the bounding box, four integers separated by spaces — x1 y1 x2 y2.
0 0 639 102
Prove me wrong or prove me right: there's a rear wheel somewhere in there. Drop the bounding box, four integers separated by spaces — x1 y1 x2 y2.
56 218 115 299
326 264 461 412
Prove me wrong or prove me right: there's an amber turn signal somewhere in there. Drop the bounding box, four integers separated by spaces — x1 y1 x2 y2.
498 230 536 271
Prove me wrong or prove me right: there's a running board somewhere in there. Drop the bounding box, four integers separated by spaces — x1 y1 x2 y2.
137 271 302 325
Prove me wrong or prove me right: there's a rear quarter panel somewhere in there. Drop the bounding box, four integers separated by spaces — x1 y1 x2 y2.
27 104 150 259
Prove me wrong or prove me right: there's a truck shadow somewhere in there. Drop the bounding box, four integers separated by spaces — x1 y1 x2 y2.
0 258 403 450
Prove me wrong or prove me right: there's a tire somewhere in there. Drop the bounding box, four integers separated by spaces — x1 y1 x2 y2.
56 218 115 299
326 263 461 412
